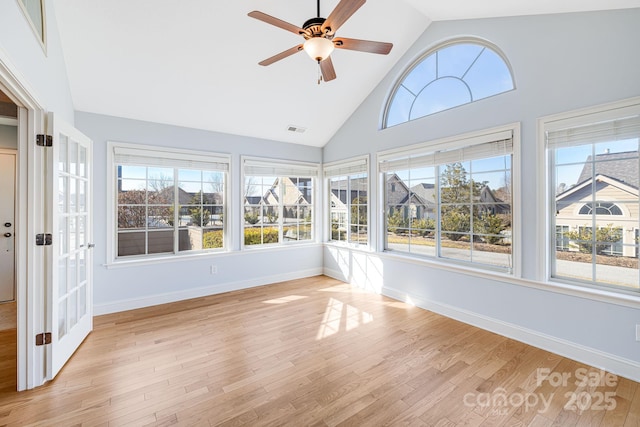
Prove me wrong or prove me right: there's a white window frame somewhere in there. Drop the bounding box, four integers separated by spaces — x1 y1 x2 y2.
106 141 231 266
537 96 640 294
377 123 521 276
17 0 47 53
241 156 319 249
382 37 515 129
324 155 370 247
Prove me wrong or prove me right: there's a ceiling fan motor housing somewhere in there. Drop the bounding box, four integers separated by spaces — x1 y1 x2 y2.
302 17 331 39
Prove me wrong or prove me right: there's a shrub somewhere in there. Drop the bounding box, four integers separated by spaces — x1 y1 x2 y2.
244 211 260 225
475 213 506 244
244 227 279 245
203 230 223 249
566 224 622 255
411 218 436 236
441 209 470 241
387 210 408 235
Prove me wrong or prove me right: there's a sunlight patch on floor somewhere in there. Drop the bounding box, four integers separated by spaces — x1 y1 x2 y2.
316 297 373 340
262 295 308 304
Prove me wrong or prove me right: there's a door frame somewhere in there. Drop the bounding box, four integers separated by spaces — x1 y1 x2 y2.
0 49 46 390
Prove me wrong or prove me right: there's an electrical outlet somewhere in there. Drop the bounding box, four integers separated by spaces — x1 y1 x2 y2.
210 265 217 275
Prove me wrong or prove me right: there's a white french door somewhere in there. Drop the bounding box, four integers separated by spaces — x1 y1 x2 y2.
46 113 93 379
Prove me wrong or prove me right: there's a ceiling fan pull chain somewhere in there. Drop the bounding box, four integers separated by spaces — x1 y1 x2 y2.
317 60 323 84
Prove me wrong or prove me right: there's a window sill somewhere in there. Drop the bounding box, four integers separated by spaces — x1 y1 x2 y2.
241 241 322 252
104 250 229 269
324 244 640 309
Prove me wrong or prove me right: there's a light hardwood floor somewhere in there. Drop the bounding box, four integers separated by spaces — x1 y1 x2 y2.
0 275 638 426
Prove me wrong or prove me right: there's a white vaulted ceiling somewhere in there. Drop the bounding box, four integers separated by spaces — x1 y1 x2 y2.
53 0 640 147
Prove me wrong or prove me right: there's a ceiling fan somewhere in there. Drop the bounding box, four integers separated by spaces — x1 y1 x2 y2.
248 0 393 83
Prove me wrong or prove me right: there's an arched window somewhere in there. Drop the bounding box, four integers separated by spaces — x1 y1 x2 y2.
579 202 623 215
383 39 514 128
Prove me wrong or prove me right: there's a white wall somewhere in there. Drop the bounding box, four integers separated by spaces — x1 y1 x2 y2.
0 1 74 121
75 111 324 314
323 9 640 380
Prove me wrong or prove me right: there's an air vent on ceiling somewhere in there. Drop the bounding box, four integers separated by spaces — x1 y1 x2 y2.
287 125 306 133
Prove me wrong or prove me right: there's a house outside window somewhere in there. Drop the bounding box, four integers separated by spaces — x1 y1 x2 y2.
379 127 516 273
324 156 369 245
243 158 318 247
110 143 229 260
545 101 640 292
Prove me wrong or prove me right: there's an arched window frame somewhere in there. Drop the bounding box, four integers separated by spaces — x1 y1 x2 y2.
382 37 515 129
578 201 624 216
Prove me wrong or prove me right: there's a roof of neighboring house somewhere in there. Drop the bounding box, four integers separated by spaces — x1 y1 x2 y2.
245 196 262 205
479 186 510 212
409 183 436 208
556 174 639 201
157 186 223 204
577 151 639 189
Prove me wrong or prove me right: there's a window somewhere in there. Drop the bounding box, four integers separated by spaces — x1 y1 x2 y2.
546 101 640 291
324 157 369 245
243 158 318 247
18 0 46 49
556 225 570 251
379 128 515 272
578 202 623 215
384 39 514 128
111 144 229 260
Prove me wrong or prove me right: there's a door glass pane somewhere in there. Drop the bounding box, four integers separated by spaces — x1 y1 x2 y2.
78 180 86 213
78 249 86 283
77 215 85 247
58 258 67 299
69 217 76 252
68 253 77 293
59 216 67 255
79 284 87 318
69 141 78 176
58 176 67 213
79 145 87 178
59 135 68 172
69 178 77 214
68 290 78 329
58 299 67 339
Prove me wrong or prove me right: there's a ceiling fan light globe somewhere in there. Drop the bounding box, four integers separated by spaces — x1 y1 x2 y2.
303 37 334 61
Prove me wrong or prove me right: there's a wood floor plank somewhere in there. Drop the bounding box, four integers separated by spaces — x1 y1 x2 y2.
0 275 637 427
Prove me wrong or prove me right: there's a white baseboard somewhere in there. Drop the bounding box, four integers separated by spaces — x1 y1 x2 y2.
323 264 640 383
323 267 349 283
94 267 324 315
381 285 640 383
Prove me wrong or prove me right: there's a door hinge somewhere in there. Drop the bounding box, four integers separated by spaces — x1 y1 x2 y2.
36 332 52 346
36 134 53 147
36 233 52 246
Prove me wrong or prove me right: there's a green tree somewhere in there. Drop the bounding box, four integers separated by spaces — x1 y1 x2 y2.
189 191 210 227
439 162 485 241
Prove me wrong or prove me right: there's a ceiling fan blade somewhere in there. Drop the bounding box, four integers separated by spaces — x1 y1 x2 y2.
320 56 337 82
248 11 308 36
258 45 304 66
333 37 393 55
321 0 366 36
